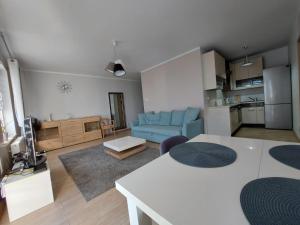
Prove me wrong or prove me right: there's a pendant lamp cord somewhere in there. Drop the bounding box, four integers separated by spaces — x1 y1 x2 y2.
113 40 117 61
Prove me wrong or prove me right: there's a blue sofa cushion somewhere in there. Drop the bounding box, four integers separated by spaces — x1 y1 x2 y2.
171 110 185 126
159 111 171 125
138 112 154 125
146 113 160 125
183 107 200 124
132 125 182 136
138 113 147 125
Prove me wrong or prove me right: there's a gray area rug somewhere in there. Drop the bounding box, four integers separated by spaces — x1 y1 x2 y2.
59 145 159 201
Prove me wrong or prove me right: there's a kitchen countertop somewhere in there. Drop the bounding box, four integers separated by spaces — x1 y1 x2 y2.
208 101 264 109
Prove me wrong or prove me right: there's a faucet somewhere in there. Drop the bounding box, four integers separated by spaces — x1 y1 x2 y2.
248 97 259 102
248 97 256 102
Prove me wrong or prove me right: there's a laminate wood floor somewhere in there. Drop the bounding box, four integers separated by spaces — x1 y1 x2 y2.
234 127 299 142
0 131 159 225
1 128 298 225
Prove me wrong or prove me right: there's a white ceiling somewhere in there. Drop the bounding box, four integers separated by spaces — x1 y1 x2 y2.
0 0 299 79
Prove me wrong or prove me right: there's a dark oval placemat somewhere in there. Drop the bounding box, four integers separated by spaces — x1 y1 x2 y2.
240 177 300 225
169 142 237 168
269 145 300 170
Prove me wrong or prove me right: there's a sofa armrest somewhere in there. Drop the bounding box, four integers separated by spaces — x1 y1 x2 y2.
182 119 204 139
131 120 139 128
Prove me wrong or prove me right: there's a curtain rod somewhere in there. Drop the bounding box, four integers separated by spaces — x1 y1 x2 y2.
0 32 13 58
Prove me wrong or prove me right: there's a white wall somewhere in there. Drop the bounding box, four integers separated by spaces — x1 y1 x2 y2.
289 11 300 138
141 49 205 113
258 46 289 68
21 70 144 127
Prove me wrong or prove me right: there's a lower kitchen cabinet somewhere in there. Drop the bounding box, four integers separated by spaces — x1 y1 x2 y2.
242 106 265 124
256 107 265 124
242 107 257 124
230 107 241 133
206 105 265 137
206 106 242 136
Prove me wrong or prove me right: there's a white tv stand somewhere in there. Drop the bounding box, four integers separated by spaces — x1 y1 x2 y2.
2 162 54 222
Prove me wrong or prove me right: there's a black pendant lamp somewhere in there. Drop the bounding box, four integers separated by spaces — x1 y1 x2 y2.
105 40 126 77
113 59 126 77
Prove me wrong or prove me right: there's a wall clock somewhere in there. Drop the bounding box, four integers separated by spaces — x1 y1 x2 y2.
57 81 72 94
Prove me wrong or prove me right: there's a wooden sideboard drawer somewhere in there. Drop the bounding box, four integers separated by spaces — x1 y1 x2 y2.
63 134 84 146
84 131 102 142
37 138 63 151
61 122 83 136
40 121 61 129
60 120 82 127
81 116 101 123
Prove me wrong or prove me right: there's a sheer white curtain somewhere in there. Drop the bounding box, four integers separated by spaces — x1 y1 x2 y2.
0 62 16 138
7 59 24 130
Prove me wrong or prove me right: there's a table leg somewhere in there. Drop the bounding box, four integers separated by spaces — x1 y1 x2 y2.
127 198 152 225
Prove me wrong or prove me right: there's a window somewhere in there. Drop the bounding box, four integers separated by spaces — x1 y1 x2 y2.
0 62 16 142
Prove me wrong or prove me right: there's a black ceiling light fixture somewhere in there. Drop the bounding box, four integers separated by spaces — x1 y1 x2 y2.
105 40 126 77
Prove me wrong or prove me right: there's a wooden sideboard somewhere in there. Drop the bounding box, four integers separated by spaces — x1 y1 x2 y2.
36 116 102 151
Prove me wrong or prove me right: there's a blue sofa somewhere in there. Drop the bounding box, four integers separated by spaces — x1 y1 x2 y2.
131 107 204 143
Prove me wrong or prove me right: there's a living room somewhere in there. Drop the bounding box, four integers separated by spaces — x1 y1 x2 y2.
1 1 300 225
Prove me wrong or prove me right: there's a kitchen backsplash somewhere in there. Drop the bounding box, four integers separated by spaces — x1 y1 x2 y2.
224 87 264 97
240 94 264 102
206 88 265 106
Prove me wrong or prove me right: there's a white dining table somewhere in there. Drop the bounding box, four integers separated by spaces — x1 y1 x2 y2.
115 134 300 225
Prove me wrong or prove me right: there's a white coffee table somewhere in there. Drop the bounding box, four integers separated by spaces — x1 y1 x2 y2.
103 136 146 160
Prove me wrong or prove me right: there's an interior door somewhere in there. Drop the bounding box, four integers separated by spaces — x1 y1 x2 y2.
109 93 126 130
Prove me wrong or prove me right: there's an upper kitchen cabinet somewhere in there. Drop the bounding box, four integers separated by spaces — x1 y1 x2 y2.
248 56 263 78
233 56 263 80
203 50 226 90
230 56 264 90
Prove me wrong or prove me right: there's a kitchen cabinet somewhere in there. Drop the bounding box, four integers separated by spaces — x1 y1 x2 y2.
234 56 263 81
234 63 249 80
230 107 241 133
206 106 241 136
230 56 263 90
203 50 226 90
248 57 263 79
242 106 265 124
242 107 257 124
256 106 265 124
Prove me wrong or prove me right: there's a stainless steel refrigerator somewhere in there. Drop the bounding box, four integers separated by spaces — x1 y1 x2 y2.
264 66 292 129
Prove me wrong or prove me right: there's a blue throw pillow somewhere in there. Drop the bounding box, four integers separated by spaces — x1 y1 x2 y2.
146 113 160 125
159 111 171 125
183 107 200 124
171 110 185 126
138 113 147 125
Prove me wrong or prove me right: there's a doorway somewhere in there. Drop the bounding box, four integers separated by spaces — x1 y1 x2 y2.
108 92 126 130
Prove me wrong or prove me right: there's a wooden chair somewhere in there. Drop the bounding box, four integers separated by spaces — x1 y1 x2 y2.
101 118 116 138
